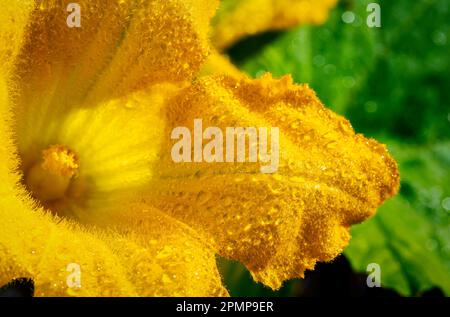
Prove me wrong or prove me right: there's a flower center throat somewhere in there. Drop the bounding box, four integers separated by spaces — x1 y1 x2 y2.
25 144 79 204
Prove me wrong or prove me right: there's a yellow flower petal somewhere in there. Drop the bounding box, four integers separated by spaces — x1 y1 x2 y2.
2 92 222 296
199 49 244 78
2 60 226 298
14 0 218 108
17 84 179 220
0 0 34 75
88 203 229 297
0 198 226 296
0 0 35 190
143 74 399 289
212 0 338 50
1 3 226 294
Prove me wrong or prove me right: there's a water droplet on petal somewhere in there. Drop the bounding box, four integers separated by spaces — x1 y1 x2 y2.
222 196 232 206
196 191 212 205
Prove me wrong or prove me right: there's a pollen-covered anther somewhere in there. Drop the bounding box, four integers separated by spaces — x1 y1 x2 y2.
25 144 79 203
41 144 79 178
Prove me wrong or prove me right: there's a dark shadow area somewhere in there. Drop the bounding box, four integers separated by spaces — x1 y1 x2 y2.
218 255 445 297
226 31 283 65
0 278 34 297
298 255 400 297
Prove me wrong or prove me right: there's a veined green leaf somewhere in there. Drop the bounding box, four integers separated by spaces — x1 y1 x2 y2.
346 142 450 296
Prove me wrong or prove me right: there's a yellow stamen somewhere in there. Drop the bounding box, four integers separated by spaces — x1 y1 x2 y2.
25 145 79 203
41 144 79 178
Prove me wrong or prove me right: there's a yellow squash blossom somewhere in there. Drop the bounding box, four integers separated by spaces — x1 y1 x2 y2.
0 0 399 296
202 0 337 78
212 0 339 51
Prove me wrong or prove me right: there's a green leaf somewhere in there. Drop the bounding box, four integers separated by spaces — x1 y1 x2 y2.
345 141 450 296
346 196 450 296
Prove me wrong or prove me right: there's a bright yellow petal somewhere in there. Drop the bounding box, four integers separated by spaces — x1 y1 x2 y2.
213 0 338 50
12 1 219 211
90 204 229 297
0 0 34 75
13 0 218 109
2 65 225 299
0 196 227 296
16 83 181 220
2 89 226 296
199 49 244 78
0 0 35 188
142 74 399 289
1 2 226 296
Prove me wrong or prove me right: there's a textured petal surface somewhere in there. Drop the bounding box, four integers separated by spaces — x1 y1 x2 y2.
0 1 226 297
13 0 218 110
0 0 34 75
199 49 244 78
85 204 229 297
1 86 226 296
212 0 338 50
17 84 177 220
0 196 227 296
2 82 226 295
7 0 210 220
143 74 399 289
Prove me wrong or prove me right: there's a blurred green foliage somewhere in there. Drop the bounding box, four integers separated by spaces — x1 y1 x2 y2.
219 0 450 296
